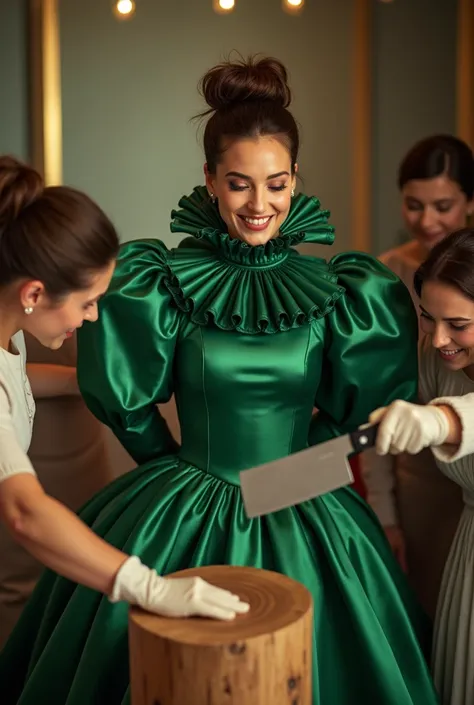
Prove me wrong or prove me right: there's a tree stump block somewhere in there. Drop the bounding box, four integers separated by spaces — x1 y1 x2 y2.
129 565 313 705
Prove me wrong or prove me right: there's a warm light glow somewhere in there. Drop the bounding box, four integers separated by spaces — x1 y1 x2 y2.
117 0 133 13
213 0 235 13
113 0 136 19
282 0 304 13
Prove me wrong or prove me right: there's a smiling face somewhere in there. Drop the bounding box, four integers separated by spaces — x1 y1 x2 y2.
401 175 472 252
205 135 296 247
420 280 474 377
21 261 115 350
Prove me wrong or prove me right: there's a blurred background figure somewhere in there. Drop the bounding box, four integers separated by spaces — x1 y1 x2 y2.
0 331 115 648
363 134 474 618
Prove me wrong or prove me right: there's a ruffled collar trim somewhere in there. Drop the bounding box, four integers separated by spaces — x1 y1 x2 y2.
165 186 344 334
170 186 335 266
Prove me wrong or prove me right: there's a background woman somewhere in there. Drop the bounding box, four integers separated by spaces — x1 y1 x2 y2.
0 329 116 647
363 135 473 617
367 227 474 705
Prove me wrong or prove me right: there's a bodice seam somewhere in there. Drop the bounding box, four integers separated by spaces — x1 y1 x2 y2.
199 326 211 474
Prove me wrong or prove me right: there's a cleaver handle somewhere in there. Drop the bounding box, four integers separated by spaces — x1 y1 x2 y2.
349 423 380 456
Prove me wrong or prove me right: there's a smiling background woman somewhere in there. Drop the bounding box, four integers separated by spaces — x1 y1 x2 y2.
382 135 474 302
367 228 474 705
363 135 474 619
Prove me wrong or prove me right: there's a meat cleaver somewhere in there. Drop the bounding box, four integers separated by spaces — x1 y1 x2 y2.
240 424 379 518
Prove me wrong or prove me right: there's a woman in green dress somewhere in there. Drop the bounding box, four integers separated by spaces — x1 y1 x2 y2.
0 56 439 705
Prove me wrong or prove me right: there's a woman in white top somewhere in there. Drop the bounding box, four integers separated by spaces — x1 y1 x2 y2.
363 135 474 618
0 155 248 637
0 331 116 648
367 227 474 705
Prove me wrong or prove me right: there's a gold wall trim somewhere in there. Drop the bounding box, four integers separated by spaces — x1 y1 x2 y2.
351 0 372 252
28 0 63 184
456 0 474 147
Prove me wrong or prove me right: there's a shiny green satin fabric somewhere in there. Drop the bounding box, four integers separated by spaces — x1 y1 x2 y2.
0 191 438 705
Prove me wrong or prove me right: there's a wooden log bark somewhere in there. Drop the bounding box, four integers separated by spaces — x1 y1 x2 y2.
129 565 313 705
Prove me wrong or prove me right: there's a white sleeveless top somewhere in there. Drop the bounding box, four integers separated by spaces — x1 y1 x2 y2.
0 331 36 481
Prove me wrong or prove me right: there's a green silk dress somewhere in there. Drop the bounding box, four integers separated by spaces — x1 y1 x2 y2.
0 188 438 705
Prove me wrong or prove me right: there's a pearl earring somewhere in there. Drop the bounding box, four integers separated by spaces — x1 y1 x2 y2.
209 192 216 203
291 188 295 198
24 307 34 315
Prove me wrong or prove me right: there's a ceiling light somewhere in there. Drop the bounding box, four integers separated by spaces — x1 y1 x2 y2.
113 0 136 20
213 0 235 14
282 0 304 14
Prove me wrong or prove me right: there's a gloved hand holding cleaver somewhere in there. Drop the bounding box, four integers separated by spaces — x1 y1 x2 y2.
240 423 379 518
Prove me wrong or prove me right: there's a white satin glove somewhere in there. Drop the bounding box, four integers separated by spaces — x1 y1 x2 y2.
110 556 250 621
369 400 450 455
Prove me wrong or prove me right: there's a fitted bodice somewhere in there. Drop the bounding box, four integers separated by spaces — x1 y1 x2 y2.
175 322 325 482
77 185 419 478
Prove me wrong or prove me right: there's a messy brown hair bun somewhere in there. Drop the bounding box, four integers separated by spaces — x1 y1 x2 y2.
200 56 292 112
0 156 44 231
197 55 299 174
0 155 119 298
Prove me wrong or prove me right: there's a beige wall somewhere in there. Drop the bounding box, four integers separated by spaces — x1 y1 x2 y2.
2 1 460 257
371 0 457 255
56 0 456 258
0 1 28 159
1 0 461 476
58 0 354 255
456 0 474 150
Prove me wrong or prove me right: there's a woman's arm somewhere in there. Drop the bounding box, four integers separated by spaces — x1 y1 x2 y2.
0 340 250 622
0 473 247 619
0 383 248 619
26 363 79 399
435 404 463 445
368 395 474 462
0 473 124 593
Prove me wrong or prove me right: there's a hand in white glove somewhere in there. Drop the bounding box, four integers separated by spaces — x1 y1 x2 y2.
110 556 250 621
369 400 450 456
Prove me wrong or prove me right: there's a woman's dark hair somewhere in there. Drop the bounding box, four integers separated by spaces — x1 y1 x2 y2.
196 55 299 173
398 134 474 199
414 227 474 301
0 155 119 299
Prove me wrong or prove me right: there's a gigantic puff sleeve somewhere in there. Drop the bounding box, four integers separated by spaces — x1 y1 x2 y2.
309 252 419 449
77 239 180 466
